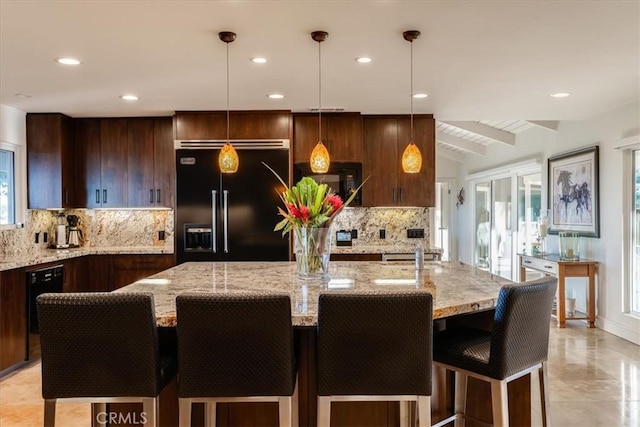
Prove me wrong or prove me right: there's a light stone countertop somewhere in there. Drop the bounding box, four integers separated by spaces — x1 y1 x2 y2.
0 246 174 271
116 261 511 327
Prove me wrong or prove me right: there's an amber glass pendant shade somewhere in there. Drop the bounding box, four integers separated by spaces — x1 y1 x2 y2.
402 142 422 174
218 142 239 173
310 141 330 173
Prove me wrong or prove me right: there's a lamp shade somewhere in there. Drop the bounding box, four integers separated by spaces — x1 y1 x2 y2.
401 142 422 173
310 141 330 173
218 142 239 173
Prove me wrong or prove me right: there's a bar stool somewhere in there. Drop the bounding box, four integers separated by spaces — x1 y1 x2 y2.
433 276 558 427
36 292 175 427
176 292 297 427
316 291 433 427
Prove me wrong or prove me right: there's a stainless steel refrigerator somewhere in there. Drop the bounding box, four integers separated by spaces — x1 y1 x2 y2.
175 140 290 263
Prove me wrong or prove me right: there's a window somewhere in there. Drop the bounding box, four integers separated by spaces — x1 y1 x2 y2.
632 149 640 314
0 147 15 225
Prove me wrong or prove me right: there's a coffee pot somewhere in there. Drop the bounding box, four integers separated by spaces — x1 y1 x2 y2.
67 215 83 247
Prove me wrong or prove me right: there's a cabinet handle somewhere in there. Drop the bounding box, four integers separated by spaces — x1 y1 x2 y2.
96 189 100 204
103 189 107 204
156 189 161 204
544 265 554 269
150 189 154 204
399 187 403 202
392 188 397 203
64 188 69 205
524 260 532 264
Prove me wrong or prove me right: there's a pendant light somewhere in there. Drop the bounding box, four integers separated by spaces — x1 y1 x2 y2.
309 30 330 173
401 30 423 174
218 31 239 174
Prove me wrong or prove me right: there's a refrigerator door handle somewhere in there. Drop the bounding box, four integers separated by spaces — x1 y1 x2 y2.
223 190 229 253
212 190 217 253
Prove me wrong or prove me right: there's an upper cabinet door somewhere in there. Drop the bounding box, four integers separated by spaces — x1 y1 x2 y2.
325 113 363 163
153 117 175 208
293 113 363 164
74 118 102 208
293 114 326 163
363 116 398 206
100 119 128 207
26 113 73 209
127 118 155 207
175 111 291 141
396 116 435 207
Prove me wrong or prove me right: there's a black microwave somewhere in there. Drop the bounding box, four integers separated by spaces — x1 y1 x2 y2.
294 162 362 206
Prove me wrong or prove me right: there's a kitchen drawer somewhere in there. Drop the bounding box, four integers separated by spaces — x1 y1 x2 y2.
520 256 558 276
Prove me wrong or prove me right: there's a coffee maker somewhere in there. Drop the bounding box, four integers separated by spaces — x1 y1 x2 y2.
53 212 68 248
67 215 82 247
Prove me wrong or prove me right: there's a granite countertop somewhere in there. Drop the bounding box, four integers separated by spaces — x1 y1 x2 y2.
0 246 174 271
117 261 510 327
331 243 443 254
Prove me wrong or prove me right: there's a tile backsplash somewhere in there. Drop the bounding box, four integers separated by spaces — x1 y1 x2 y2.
0 210 173 257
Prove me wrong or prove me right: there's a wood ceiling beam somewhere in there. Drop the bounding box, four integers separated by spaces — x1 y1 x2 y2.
436 145 465 163
441 121 515 146
526 120 559 131
437 131 486 156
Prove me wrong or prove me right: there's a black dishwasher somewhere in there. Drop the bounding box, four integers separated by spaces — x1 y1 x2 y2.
26 264 64 360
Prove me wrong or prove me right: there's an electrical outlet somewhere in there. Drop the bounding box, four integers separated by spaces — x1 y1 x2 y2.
407 228 425 238
158 230 165 241
351 229 358 239
379 229 386 239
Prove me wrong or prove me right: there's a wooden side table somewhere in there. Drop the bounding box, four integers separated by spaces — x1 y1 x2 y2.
519 254 597 328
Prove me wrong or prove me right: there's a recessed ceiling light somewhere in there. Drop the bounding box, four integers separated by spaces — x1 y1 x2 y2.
267 93 285 99
120 94 139 101
14 93 32 98
355 57 373 63
412 93 428 99
550 92 571 98
251 57 268 64
55 57 81 65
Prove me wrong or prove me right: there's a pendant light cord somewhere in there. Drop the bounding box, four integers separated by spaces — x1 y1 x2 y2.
410 39 414 143
226 40 230 143
318 39 322 143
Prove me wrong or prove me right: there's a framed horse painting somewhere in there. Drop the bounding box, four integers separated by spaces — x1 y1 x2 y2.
548 146 600 237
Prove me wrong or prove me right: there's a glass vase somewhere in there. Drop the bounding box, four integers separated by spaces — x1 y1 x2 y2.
294 226 332 279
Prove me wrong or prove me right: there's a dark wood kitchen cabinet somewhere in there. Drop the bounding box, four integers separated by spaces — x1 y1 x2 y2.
110 254 175 290
0 267 26 371
26 113 75 208
293 113 363 163
74 118 128 208
362 115 435 207
127 117 174 208
174 110 291 140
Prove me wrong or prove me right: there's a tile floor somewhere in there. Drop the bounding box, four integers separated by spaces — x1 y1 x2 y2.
0 322 638 426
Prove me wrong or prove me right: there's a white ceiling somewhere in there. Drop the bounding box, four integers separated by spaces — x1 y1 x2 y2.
1 0 638 123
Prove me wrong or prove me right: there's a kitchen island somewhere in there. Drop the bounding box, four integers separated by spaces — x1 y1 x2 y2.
117 260 510 325
113 261 533 427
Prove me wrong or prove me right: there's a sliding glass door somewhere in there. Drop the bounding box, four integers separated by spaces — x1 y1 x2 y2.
473 166 541 281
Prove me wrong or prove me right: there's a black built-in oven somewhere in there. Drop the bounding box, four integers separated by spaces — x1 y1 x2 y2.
294 162 362 206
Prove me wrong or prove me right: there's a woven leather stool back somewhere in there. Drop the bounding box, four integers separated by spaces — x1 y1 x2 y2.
176 292 295 398
317 291 433 396
489 277 557 379
37 292 161 399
